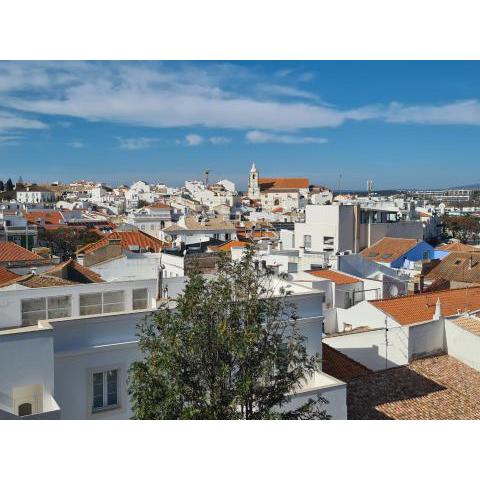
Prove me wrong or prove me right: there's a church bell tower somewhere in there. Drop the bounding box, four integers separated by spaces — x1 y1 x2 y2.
248 163 260 199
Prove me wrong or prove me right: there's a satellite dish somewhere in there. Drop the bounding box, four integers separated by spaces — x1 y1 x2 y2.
164 234 173 242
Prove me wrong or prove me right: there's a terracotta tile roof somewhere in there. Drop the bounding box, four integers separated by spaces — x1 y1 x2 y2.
259 178 309 192
370 286 480 325
436 242 479 253
148 202 171 209
19 274 77 288
252 230 277 238
0 266 20 284
425 252 480 285
348 354 480 420
24 210 64 225
44 259 104 283
0 242 43 262
76 230 168 254
452 316 480 336
360 237 419 263
321 343 371 382
307 268 361 285
423 278 451 292
183 216 236 231
0 272 77 288
208 240 251 252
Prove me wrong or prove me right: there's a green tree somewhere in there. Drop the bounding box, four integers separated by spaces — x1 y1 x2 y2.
128 248 329 420
38 227 102 260
137 199 150 209
5 178 13 191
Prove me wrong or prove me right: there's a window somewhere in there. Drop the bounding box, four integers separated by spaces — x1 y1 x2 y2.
79 293 102 316
18 402 32 417
323 236 334 246
103 291 124 313
80 291 125 316
304 234 312 249
92 369 119 413
132 288 148 310
22 297 46 324
21 295 72 325
47 295 71 319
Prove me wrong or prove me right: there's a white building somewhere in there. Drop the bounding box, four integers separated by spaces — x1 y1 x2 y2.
161 213 237 246
125 202 174 238
282 204 424 254
16 186 56 204
323 286 480 373
247 163 310 212
0 262 347 419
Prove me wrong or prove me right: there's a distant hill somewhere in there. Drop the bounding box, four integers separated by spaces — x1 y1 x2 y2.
448 184 480 190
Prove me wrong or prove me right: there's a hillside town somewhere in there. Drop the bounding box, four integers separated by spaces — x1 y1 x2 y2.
1 164 480 420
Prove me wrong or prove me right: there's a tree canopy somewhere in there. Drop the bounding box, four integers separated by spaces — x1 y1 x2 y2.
128 248 329 420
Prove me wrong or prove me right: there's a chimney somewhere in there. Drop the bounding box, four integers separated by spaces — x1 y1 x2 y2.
433 297 443 321
157 264 165 300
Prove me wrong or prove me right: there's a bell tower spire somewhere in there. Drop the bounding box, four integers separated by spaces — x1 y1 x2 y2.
248 163 260 199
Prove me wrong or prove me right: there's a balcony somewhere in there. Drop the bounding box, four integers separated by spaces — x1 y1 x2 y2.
0 386 61 420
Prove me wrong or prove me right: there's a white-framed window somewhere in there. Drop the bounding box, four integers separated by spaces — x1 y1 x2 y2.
92 369 119 413
80 291 125 316
323 236 334 246
132 288 148 310
21 295 72 325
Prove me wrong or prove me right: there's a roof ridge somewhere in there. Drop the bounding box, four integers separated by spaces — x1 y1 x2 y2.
370 284 480 304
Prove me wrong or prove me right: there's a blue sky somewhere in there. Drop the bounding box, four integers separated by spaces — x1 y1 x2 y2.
1 60 480 190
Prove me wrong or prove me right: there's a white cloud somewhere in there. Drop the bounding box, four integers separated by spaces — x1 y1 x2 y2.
246 130 328 145
0 135 21 146
1 62 480 136
185 134 204 146
256 83 318 100
209 136 231 145
384 100 480 125
117 137 158 150
0 62 367 131
0 110 47 133
68 140 84 148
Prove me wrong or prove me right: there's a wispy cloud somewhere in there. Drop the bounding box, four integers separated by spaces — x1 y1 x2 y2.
117 136 158 150
1 63 480 136
246 130 328 144
0 135 22 146
256 83 319 100
0 109 47 133
185 134 204 146
67 140 84 148
209 136 231 145
384 100 480 125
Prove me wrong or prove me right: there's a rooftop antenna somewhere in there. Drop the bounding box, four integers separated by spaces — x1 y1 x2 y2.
204 169 211 187
367 179 374 199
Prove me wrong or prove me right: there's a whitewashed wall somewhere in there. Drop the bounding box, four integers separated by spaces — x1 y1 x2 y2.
324 326 409 371
409 319 445 359
445 320 480 371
